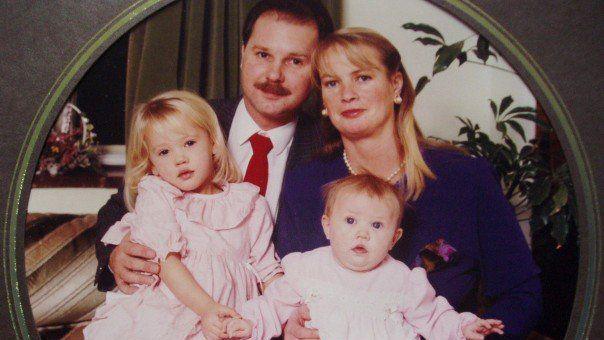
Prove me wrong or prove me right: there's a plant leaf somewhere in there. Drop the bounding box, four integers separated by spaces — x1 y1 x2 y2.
496 121 507 135
414 37 443 46
499 95 514 115
506 120 527 142
415 76 430 95
514 113 551 130
489 100 498 117
505 106 537 119
457 51 467 65
433 41 464 75
507 106 537 114
552 184 569 212
519 145 534 158
550 213 568 245
475 35 491 63
402 23 445 42
529 178 551 206
504 136 518 154
435 45 446 57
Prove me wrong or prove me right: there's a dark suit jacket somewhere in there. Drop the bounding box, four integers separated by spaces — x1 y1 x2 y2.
94 98 322 291
274 148 542 338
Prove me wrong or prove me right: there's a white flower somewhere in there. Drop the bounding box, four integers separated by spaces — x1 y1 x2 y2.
48 164 59 176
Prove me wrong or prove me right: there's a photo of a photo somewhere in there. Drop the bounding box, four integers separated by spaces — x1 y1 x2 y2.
8 1 599 340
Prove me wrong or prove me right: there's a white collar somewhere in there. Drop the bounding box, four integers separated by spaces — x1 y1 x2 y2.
230 99 297 156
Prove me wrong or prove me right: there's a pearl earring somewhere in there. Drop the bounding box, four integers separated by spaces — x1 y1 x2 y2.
321 108 328 116
394 96 403 105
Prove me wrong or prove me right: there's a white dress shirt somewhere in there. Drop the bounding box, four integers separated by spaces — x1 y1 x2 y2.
227 99 296 221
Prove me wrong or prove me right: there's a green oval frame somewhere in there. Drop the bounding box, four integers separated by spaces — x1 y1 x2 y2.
2 0 599 339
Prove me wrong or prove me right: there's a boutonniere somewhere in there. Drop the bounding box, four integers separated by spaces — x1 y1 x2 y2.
413 238 457 272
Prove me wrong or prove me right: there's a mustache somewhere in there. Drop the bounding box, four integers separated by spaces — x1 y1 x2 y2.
254 81 291 96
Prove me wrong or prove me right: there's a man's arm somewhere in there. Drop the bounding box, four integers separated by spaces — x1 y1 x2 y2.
93 187 158 293
94 188 128 291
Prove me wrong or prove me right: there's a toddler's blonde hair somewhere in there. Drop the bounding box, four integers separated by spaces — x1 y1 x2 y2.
124 90 241 211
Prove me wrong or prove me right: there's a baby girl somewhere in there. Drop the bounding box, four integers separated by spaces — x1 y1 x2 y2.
225 174 504 339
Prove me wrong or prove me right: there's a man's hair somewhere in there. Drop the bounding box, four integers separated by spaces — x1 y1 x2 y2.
242 0 335 46
322 174 406 225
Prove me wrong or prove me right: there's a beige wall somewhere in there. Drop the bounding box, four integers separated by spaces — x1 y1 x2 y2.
341 0 536 145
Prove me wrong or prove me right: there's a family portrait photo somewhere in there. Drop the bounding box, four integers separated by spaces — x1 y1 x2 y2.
1 0 601 340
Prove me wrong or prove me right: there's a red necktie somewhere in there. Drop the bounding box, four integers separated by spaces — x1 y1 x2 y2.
244 133 273 196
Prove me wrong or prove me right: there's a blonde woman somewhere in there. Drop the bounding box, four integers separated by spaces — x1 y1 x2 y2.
84 90 282 340
275 28 541 339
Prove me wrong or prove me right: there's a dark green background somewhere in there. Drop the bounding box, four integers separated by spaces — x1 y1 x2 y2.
0 1 601 339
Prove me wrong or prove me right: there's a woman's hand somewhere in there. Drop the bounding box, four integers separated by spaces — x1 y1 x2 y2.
200 303 241 340
283 305 319 340
109 233 159 294
224 317 253 339
462 318 504 339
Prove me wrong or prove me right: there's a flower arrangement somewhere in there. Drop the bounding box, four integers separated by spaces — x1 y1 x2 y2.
36 103 101 176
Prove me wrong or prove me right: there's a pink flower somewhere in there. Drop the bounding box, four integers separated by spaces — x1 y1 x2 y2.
413 237 458 272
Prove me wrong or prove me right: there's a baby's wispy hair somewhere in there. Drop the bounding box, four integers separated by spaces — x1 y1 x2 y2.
321 174 405 225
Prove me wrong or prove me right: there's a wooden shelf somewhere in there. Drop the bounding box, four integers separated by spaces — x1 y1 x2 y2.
32 168 122 189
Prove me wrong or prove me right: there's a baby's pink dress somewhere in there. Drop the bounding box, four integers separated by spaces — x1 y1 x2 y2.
241 246 477 340
84 175 282 339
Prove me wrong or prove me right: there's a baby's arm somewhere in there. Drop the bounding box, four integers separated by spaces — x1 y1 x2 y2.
462 318 504 339
240 262 305 340
401 268 502 339
262 272 283 291
247 196 283 288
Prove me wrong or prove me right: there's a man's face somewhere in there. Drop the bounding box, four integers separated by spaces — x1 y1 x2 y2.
240 13 319 130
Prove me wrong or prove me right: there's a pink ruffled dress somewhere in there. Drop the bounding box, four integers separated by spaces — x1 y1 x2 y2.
84 175 282 340
241 246 477 340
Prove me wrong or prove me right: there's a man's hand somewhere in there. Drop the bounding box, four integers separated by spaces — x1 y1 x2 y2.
284 305 319 340
108 233 159 294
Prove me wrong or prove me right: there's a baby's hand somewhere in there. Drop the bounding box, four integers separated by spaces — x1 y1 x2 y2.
224 317 253 339
200 303 241 340
462 318 504 340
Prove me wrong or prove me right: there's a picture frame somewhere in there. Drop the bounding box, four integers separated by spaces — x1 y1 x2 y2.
1 0 601 338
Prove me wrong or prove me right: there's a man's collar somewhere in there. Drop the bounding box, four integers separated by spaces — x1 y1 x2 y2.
231 99 297 156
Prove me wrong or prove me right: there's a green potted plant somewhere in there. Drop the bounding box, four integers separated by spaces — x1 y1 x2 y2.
403 22 578 339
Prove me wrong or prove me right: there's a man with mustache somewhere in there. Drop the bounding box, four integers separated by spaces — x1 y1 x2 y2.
93 3 333 337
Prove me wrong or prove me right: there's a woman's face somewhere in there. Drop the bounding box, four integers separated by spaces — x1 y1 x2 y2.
319 49 403 140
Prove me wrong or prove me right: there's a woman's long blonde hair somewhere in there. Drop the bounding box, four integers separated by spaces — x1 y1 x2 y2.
312 27 441 200
124 90 241 211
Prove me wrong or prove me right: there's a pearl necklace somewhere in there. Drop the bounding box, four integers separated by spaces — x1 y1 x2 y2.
343 151 405 183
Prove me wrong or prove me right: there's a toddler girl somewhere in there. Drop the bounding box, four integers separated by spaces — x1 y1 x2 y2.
84 90 282 340
225 174 504 340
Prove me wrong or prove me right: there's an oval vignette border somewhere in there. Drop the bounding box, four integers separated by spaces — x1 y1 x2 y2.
0 0 601 339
